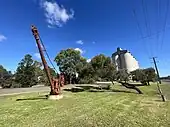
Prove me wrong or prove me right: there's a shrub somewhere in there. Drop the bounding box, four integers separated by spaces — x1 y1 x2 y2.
79 77 95 84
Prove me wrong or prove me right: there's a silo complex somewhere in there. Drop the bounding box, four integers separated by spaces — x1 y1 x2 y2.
112 47 139 72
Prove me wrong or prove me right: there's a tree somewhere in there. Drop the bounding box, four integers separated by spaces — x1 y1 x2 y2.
49 67 57 77
91 54 109 70
15 54 37 87
104 63 117 84
55 48 86 84
131 68 156 85
111 69 143 94
78 63 95 84
32 60 58 85
131 69 146 83
143 67 156 85
41 67 58 86
0 65 13 88
33 60 44 84
91 54 114 81
0 65 8 78
116 69 129 82
77 54 116 83
75 57 87 74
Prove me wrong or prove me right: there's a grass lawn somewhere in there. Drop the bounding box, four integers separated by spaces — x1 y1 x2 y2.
0 83 170 127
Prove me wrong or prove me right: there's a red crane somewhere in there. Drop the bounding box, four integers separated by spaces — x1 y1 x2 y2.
31 25 64 98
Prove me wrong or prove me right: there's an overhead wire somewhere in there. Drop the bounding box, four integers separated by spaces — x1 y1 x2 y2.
141 0 154 57
147 1 156 56
156 0 160 57
144 0 152 36
142 0 150 35
142 0 155 56
132 8 150 58
133 9 144 37
159 0 170 53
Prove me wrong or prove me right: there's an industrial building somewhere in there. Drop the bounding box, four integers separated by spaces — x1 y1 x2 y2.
112 47 139 72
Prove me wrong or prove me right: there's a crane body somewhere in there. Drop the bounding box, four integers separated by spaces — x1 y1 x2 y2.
31 25 64 96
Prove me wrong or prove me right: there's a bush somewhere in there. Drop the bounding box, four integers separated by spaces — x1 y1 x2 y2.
1 83 12 88
0 78 13 88
79 77 95 84
11 82 22 88
105 84 111 90
99 84 111 90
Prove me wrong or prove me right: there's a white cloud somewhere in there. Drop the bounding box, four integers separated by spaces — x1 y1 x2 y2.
87 59 91 63
47 25 55 28
0 34 7 42
76 40 83 45
92 41 96 44
34 53 41 59
75 48 83 54
41 1 74 27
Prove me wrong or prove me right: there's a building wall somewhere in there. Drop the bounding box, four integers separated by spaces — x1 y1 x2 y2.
112 48 139 72
114 55 119 71
124 52 139 72
120 53 126 69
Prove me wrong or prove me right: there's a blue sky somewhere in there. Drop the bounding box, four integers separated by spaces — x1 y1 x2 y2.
0 0 170 76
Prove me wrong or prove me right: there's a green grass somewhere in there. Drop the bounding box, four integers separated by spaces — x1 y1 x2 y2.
0 84 170 127
161 82 170 100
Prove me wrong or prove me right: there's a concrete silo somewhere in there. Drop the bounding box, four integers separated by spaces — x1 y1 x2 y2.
112 47 139 72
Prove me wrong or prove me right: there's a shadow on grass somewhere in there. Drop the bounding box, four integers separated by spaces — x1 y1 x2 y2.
154 99 166 102
112 89 136 94
76 85 103 90
63 87 135 94
133 84 148 87
16 95 48 101
63 88 85 93
89 89 135 94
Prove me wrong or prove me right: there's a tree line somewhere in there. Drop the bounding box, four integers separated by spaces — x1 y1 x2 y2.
0 48 157 88
0 54 57 88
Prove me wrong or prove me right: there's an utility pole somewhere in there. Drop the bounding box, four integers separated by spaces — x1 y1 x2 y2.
152 57 166 102
153 57 161 84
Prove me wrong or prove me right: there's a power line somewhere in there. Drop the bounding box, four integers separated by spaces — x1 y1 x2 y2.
160 0 170 53
141 29 165 40
141 0 155 57
145 0 156 56
133 9 144 37
144 0 152 36
156 0 160 57
132 9 151 57
142 0 150 35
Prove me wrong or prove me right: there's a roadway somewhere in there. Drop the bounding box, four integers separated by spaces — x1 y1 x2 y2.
0 86 50 96
0 84 76 96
